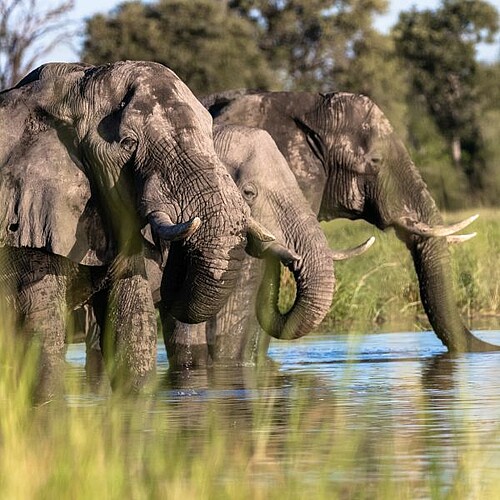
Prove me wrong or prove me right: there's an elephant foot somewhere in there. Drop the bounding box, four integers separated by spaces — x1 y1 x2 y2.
166 344 210 370
31 352 67 405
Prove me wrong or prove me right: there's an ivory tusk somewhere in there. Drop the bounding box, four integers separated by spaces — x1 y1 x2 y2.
331 236 375 261
397 214 479 237
247 217 276 242
148 211 202 241
446 233 477 244
264 241 301 266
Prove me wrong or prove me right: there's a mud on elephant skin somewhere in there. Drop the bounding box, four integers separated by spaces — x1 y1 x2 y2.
162 124 374 369
203 90 498 353
0 61 261 400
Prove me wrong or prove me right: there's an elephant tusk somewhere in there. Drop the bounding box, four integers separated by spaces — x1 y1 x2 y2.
446 232 477 244
247 217 276 242
331 236 375 261
263 241 301 266
148 211 202 241
396 214 479 238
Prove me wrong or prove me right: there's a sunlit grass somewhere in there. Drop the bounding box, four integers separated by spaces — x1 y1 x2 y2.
1 325 499 498
319 208 500 333
0 210 499 499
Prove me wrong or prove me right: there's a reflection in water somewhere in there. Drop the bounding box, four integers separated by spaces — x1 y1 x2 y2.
65 330 500 494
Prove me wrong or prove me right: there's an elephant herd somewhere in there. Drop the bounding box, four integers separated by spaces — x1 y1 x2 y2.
0 61 497 401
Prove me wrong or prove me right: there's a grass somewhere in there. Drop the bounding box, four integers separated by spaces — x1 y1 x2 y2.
317 208 500 333
1 331 499 499
0 209 498 499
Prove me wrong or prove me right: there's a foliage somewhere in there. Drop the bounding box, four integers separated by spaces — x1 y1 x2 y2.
393 0 499 199
405 96 470 210
228 0 390 91
81 0 277 96
0 281 499 498
79 0 500 206
332 30 412 140
0 0 75 89
475 61 500 201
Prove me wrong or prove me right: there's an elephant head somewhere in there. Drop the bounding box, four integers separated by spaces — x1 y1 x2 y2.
213 124 336 340
0 61 258 325
204 90 499 352
162 124 374 369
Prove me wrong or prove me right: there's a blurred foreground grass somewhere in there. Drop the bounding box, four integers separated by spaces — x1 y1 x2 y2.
1 325 499 499
318 208 500 333
0 209 499 499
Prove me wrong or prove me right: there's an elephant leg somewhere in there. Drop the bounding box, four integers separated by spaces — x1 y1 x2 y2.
208 257 271 366
15 251 69 403
161 313 209 370
208 303 271 366
79 300 109 394
101 257 158 392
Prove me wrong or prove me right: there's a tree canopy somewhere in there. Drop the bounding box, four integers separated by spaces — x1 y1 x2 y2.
394 0 499 197
228 0 390 91
82 0 277 95
79 0 500 207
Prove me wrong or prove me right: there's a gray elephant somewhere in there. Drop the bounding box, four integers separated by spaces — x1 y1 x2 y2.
202 90 499 353
0 61 271 399
85 123 371 371
159 124 373 368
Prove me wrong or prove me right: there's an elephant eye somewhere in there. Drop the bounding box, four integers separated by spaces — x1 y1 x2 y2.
120 136 137 152
241 183 258 203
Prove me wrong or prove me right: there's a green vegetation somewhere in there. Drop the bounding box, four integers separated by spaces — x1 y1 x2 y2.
394 0 499 200
81 0 277 95
78 0 500 208
0 3 499 497
318 208 500 333
1 304 500 498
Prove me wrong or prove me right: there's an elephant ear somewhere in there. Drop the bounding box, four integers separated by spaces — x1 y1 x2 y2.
293 117 326 165
0 127 113 266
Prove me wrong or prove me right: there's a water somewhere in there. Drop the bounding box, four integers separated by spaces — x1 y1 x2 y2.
65 330 500 493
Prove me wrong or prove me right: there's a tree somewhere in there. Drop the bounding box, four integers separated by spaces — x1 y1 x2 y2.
228 0 389 91
81 0 277 96
393 0 499 197
475 61 500 201
0 0 75 89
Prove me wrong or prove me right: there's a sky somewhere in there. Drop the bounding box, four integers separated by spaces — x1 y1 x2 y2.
41 0 500 65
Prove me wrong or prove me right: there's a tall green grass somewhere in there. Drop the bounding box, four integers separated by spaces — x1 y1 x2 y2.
320 208 500 333
0 210 498 499
1 331 499 499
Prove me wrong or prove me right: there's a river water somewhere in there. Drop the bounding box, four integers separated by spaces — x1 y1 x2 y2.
65 330 500 494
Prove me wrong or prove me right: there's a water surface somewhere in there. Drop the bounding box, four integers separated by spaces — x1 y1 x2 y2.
65 330 500 493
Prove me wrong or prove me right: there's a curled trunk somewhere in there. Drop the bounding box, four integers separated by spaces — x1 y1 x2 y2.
162 235 247 324
256 207 335 340
150 151 248 325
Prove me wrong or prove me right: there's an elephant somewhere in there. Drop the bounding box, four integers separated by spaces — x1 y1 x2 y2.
202 90 499 353
84 122 373 373
156 124 374 368
0 61 272 399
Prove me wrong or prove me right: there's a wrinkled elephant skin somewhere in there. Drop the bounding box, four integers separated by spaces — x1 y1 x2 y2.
0 61 252 400
203 90 499 353
162 125 336 368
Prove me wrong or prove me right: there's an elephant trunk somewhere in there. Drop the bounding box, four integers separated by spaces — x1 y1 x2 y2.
408 235 498 352
163 234 247 324
256 205 335 340
150 150 249 324
371 133 499 352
